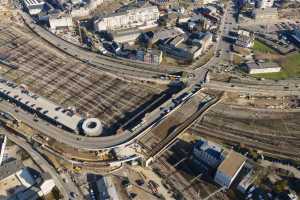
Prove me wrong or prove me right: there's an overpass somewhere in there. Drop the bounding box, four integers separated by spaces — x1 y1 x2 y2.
136 93 222 166
0 74 208 151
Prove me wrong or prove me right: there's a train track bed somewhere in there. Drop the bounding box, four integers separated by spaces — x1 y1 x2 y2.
0 25 169 134
189 104 300 161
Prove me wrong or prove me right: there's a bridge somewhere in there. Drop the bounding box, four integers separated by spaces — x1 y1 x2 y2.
136 93 222 166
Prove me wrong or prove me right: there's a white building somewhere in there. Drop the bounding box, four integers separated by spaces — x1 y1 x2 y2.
71 0 107 18
246 62 281 74
237 170 255 193
49 15 73 30
96 176 120 200
94 6 160 31
257 0 274 8
40 179 55 195
214 151 246 188
236 30 254 48
23 0 45 15
193 139 225 168
0 135 7 166
203 0 217 5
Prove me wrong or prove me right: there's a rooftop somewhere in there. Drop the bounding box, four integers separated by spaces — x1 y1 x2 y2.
0 78 83 131
194 139 223 159
0 160 23 181
217 151 246 178
246 62 281 70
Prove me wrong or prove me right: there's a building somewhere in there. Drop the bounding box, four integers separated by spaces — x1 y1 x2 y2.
235 30 254 48
186 32 213 54
23 0 45 15
96 176 120 200
170 35 185 47
136 49 163 65
252 8 278 20
94 6 160 31
158 44 192 61
0 78 103 136
49 15 73 31
149 0 178 9
214 151 246 188
192 139 225 168
159 31 212 61
289 29 300 47
237 169 255 193
111 29 142 44
0 160 55 200
257 0 274 8
200 32 213 51
246 62 281 74
71 0 106 18
0 135 7 166
152 27 185 44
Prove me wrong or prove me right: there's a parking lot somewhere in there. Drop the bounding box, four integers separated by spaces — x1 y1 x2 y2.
0 25 165 133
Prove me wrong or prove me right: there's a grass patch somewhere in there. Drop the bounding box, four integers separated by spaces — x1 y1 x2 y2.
252 52 300 80
253 40 276 54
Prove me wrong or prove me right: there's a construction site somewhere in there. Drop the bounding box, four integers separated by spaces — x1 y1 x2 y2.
0 24 168 134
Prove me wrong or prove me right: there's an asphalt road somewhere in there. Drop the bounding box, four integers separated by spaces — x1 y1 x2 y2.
0 77 206 150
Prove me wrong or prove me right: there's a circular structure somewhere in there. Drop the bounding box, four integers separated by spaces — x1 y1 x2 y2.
81 118 103 136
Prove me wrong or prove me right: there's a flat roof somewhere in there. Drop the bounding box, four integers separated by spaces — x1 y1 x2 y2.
0 78 83 131
217 151 246 178
153 27 185 42
246 62 281 70
0 160 23 181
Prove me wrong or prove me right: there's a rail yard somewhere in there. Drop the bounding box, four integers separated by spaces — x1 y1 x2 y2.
0 25 167 132
0 0 300 199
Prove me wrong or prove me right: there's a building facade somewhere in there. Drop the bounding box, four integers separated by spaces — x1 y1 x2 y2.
214 151 246 188
136 49 163 65
193 139 224 168
246 62 281 74
23 0 45 15
94 6 160 31
0 135 7 166
257 0 274 8
49 15 73 30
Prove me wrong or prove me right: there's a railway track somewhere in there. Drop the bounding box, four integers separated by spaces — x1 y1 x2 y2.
189 125 300 161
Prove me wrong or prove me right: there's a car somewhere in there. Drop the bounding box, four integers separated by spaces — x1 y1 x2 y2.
136 179 145 186
70 192 76 198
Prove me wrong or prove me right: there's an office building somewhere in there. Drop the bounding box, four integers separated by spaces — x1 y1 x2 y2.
23 0 45 15
96 176 120 200
257 0 274 8
289 29 300 47
235 30 254 48
49 15 73 30
0 160 55 200
237 170 255 193
112 29 142 44
136 49 163 65
0 135 7 166
246 62 281 74
214 151 246 188
193 139 225 168
94 6 160 31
